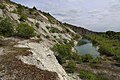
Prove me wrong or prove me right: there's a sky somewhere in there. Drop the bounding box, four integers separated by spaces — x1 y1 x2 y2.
11 0 120 32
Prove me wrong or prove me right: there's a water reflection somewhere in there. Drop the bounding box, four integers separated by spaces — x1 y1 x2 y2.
76 39 100 58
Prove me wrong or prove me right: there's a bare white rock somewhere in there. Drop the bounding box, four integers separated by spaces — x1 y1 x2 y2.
16 41 72 80
0 9 3 17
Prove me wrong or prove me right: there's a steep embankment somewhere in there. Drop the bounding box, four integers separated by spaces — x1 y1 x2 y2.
0 0 81 80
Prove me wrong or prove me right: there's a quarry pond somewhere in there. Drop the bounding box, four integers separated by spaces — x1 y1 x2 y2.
76 39 100 58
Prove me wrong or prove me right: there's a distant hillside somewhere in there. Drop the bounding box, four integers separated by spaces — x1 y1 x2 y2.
63 23 96 35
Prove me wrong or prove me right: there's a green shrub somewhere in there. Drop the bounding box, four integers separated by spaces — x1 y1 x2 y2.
81 54 93 62
53 43 72 58
79 70 108 80
79 70 97 80
66 60 76 73
73 34 80 40
17 4 24 15
52 43 73 64
55 55 65 64
72 52 82 63
0 18 14 37
63 39 68 44
19 14 27 22
16 23 35 38
0 3 5 9
52 40 80 64
68 40 75 47
49 27 61 33
91 58 100 63
115 55 120 63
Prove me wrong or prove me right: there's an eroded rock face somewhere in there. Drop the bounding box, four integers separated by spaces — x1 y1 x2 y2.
0 48 59 80
16 40 71 80
10 13 20 22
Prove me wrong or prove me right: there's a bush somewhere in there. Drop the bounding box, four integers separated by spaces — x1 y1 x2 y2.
17 4 24 15
91 58 100 63
73 34 80 40
19 14 27 22
81 54 93 62
79 70 97 80
52 43 73 64
115 55 120 63
53 43 72 59
72 52 82 63
49 27 61 33
16 23 35 38
55 55 65 64
68 40 75 47
0 3 5 9
79 70 108 80
0 18 14 37
99 45 113 56
66 60 76 73
63 39 68 44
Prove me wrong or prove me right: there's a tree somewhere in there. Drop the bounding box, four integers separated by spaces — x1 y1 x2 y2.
16 23 35 38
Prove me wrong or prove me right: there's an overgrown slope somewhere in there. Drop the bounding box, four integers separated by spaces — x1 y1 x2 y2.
0 0 81 80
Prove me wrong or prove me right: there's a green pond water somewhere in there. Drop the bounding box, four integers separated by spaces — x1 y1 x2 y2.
76 39 100 58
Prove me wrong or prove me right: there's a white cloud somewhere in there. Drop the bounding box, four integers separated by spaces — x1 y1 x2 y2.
11 0 120 32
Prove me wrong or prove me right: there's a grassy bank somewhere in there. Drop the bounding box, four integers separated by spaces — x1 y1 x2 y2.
85 33 120 62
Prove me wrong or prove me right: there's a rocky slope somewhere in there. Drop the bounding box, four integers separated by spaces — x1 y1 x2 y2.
0 0 81 80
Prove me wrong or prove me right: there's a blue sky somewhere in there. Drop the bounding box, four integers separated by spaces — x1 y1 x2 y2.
11 0 120 32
